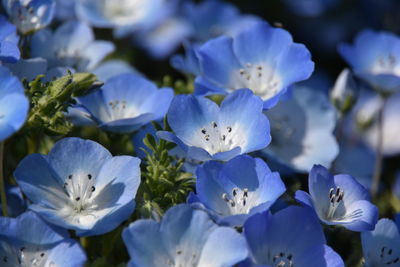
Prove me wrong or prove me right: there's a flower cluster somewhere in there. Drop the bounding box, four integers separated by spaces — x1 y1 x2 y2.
0 0 400 266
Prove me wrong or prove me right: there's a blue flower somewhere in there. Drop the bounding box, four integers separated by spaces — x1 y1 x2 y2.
0 15 20 63
77 74 173 133
242 206 344 266
92 59 140 82
3 0 56 34
122 204 248 267
188 155 285 227
1 185 27 217
170 42 201 76
361 218 400 267
30 20 114 72
0 211 86 267
181 0 262 43
157 89 270 162
0 66 29 142
4 57 48 81
195 22 314 108
14 137 141 236
339 30 400 93
262 85 338 172
75 0 163 30
330 68 359 114
295 165 378 231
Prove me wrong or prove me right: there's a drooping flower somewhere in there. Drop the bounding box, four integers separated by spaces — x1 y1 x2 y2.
242 206 344 266
2 0 56 34
262 85 338 172
330 68 359 114
361 218 400 267
195 22 314 108
295 165 378 231
157 89 270 162
0 15 20 63
14 137 141 236
76 73 173 133
122 204 248 267
339 29 400 94
0 211 86 267
188 155 285 227
0 66 29 142
30 20 114 72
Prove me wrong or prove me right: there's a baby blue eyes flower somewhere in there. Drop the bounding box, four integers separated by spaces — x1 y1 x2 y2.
30 20 114 72
122 204 248 267
262 85 338 172
361 218 400 266
188 155 285 227
14 137 141 236
3 0 56 34
157 88 271 162
195 22 314 108
0 211 86 267
243 206 344 267
76 0 163 30
0 66 29 142
77 73 173 133
339 29 400 93
295 165 379 232
0 15 20 63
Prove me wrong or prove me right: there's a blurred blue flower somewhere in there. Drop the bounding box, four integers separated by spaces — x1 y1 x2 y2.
0 15 20 63
339 30 400 94
14 137 141 236
262 86 338 172
188 155 285 227
361 218 400 266
349 89 400 156
0 66 29 142
30 20 114 72
157 89 270 162
92 59 139 82
76 0 163 30
242 206 344 266
195 22 314 108
0 211 86 267
330 68 359 114
2 0 55 34
181 0 262 43
77 74 173 133
122 204 248 267
295 165 378 231
54 0 76 20
4 57 47 81
170 42 201 76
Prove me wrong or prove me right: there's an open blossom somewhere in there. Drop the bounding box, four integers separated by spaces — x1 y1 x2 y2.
242 206 344 267
0 15 20 63
122 204 248 267
188 155 285 227
157 89 270 162
0 211 86 267
14 137 141 236
76 73 173 133
295 165 378 231
339 29 400 93
361 218 400 267
194 22 314 108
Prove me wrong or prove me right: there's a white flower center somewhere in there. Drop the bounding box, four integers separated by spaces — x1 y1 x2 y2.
379 246 399 265
370 54 400 76
103 0 148 26
271 251 294 267
194 121 245 155
104 99 139 122
232 63 282 100
221 187 256 215
165 249 198 267
1 243 55 267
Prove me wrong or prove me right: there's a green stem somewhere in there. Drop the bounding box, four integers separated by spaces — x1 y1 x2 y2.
0 142 8 216
370 98 387 198
80 237 88 249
